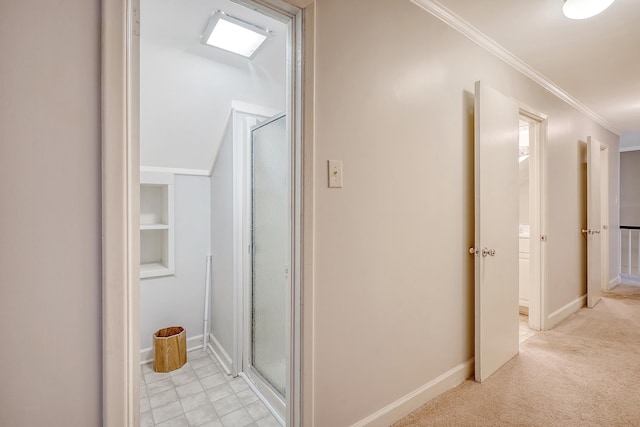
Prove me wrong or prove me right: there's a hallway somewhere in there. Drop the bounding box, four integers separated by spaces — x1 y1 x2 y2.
394 284 640 426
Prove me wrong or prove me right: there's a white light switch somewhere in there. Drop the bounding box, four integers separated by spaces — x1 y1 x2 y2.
328 160 343 188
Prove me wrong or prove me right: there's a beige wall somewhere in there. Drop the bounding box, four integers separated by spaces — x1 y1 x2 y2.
0 1 102 426
311 0 619 425
620 151 640 226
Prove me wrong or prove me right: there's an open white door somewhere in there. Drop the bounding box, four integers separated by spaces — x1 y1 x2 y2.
473 82 520 383
586 136 602 307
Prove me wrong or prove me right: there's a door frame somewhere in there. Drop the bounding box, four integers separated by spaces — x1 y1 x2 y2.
518 106 548 331
101 1 312 426
599 144 610 291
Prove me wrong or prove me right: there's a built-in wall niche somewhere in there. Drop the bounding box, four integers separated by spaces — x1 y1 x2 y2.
140 171 175 278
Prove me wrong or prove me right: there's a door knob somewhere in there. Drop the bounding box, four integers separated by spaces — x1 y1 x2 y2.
482 248 496 257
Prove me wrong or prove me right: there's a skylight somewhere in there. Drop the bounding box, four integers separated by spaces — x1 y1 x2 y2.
202 12 270 59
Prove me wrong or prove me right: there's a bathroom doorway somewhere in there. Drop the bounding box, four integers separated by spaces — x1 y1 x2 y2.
136 0 303 425
517 110 547 337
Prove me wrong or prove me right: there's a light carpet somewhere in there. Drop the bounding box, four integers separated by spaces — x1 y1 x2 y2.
393 284 640 426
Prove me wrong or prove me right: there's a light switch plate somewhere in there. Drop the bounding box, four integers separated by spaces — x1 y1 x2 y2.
328 160 343 188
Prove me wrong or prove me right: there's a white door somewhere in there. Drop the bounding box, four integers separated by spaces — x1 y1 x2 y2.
474 82 520 383
586 136 602 307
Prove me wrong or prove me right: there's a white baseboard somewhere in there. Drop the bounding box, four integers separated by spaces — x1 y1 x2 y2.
207 333 232 375
608 275 622 290
546 295 587 329
140 334 205 365
350 358 474 427
620 274 640 286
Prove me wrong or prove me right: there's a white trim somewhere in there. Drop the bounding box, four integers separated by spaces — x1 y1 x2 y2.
231 100 281 118
139 334 205 365
410 0 622 136
102 0 140 425
207 333 232 375
546 295 587 329
620 274 640 286
620 145 640 153
208 101 283 176
350 359 474 427
608 275 622 290
140 165 209 176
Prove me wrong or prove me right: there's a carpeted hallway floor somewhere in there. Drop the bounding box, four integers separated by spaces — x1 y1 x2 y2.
393 284 640 426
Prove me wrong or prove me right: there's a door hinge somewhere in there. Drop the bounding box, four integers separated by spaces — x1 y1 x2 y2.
132 7 140 36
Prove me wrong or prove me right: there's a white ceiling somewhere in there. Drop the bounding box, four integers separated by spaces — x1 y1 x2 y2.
435 0 640 136
140 0 287 170
142 0 287 73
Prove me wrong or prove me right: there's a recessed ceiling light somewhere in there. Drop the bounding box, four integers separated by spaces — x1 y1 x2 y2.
562 0 616 20
201 11 271 59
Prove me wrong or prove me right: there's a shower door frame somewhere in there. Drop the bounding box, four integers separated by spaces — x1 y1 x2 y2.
242 113 289 420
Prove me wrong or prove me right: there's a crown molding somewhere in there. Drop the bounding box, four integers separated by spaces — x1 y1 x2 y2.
411 0 622 136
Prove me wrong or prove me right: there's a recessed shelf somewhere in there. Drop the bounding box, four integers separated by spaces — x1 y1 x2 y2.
140 171 174 279
140 262 173 278
141 224 170 230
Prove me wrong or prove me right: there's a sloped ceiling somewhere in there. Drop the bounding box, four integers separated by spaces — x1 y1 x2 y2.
435 0 640 140
140 0 287 171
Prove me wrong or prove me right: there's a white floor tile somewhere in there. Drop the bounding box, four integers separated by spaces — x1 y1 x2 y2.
156 414 189 427
235 389 259 406
184 403 219 426
212 395 243 417
152 401 184 424
220 408 255 427
172 371 199 387
140 349 276 427
245 400 269 421
227 378 249 393
150 388 179 409
140 397 151 413
201 373 227 390
191 356 215 369
148 378 175 396
140 410 154 427
255 414 280 427
195 365 220 379
180 391 211 413
206 384 235 403
176 380 205 399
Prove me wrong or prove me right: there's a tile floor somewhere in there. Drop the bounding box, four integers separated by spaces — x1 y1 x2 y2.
519 314 538 344
140 349 282 427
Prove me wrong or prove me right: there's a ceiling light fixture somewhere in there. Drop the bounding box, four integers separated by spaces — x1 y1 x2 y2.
201 11 271 59
562 0 616 19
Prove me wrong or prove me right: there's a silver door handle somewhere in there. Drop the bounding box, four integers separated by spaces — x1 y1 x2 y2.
482 248 496 257
581 228 601 235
